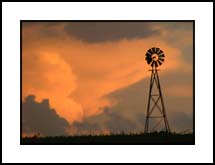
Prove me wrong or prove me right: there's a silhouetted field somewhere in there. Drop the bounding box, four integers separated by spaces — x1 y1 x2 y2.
21 132 194 145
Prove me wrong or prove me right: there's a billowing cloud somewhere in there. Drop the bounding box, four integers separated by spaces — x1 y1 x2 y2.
22 95 69 137
22 51 83 123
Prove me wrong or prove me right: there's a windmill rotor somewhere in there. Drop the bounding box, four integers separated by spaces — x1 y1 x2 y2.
145 47 165 67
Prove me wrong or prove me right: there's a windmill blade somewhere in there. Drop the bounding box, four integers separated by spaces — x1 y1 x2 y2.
159 58 164 62
158 49 163 55
152 47 156 53
146 52 152 57
155 61 158 67
157 49 161 54
147 58 152 64
146 56 152 61
158 60 162 66
148 48 154 54
158 54 165 58
146 59 152 64
155 47 159 54
151 61 155 67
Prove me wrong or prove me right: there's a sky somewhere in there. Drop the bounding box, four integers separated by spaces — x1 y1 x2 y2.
22 21 193 136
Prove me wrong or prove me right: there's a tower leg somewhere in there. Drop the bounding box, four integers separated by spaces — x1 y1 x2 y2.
144 68 171 133
144 69 154 133
155 70 171 133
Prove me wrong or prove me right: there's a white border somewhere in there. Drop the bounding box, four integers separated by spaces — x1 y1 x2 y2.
2 2 213 163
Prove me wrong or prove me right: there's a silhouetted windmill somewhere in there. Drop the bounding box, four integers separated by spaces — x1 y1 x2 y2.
144 47 171 133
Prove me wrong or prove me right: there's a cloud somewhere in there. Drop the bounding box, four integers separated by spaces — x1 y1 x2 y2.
70 107 140 135
69 102 192 135
22 22 66 42
135 113 161 132
64 22 160 43
165 85 192 98
169 112 193 133
71 121 101 135
23 22 185 124
152 22 194 64
22 95 69 136
103 107 138 134
100 71 193 133
22 51 83 123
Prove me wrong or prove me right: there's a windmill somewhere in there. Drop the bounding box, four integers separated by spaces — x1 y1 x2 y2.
144 47 171 133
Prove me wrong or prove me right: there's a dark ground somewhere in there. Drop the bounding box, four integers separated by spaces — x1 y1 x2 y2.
21 132 194 145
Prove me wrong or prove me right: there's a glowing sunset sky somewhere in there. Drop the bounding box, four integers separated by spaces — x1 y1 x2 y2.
22 21 193 136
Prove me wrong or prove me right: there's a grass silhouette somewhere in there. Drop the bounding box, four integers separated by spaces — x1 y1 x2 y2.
21 131 194 145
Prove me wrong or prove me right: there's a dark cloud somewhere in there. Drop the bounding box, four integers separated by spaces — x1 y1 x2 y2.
169 112 193 133
70 107 193 135
102 71 193 133
71 107 189 135
22 95 69 136
64 22 160 43
181 46 193 63
72 120 101 134
135 113 159 132
135 111 193 133
158 22 193 31
22 22 60 29
71 107 140 135
103 107 138 134
69 69 193 134
22 22 64 42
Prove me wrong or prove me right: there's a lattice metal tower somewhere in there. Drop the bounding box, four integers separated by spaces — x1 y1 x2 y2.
144 47 171 133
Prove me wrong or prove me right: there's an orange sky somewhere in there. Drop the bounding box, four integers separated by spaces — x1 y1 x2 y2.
22 22 193 134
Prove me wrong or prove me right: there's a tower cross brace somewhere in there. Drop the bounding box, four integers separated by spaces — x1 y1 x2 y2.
144 66 171 133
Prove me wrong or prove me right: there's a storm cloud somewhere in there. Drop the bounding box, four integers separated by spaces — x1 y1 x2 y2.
70 104 193 135
104 70 193 131
71 107 141 135
64 22 160 43
22 95 69 136
169 112 193 133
